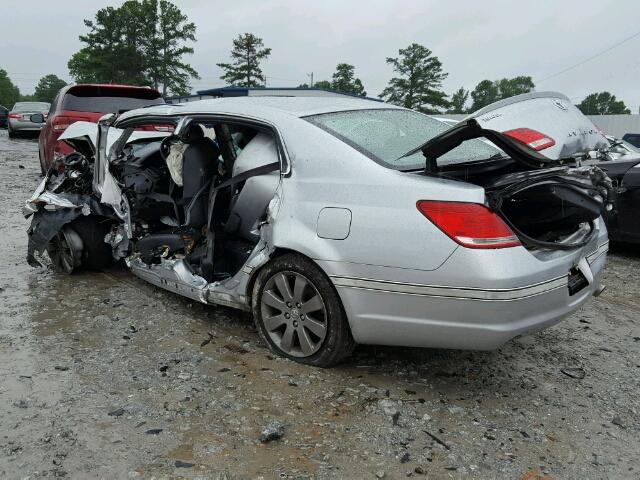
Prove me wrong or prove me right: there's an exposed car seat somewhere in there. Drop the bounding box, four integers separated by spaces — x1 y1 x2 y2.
224 133 280 242
136 125 219 264
181 125 220 229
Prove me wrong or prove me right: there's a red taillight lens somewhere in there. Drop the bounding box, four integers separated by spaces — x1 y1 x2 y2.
416 200 521 249
8 113 21 119
502 128 556 151
53 117 72 132
153 125 174 132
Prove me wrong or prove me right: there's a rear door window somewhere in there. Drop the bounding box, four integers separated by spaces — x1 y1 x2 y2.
13 102 50 112
306 109 501 170
62 87 164 113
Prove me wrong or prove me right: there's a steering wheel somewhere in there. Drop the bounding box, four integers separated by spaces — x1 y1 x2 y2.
159 135 175 161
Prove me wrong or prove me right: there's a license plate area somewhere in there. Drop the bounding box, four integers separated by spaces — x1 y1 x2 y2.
568 267 588 296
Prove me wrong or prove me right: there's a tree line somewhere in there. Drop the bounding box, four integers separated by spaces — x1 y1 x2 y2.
0 0 633 116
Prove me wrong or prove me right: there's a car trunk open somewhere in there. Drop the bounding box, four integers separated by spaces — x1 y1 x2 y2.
412 106 612 250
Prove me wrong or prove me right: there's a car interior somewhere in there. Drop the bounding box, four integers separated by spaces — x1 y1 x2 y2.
109 118 281 282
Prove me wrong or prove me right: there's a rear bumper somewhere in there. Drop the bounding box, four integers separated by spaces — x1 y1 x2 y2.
9 119 44 131
321 235 608 350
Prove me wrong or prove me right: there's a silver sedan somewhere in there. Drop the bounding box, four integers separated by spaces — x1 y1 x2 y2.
25 93 610 366
8 101 50 138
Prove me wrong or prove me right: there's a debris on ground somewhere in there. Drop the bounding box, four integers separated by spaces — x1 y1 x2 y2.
560 367 586 379
259 421 285 443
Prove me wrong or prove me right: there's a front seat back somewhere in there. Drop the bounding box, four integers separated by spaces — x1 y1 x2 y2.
182 125 219 229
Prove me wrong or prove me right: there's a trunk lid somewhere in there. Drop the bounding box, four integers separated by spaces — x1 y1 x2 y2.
466 91 608 160
406 92 613 250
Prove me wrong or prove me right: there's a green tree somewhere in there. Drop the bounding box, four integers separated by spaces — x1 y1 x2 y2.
68 5 148 85
497 76 534 99
33 74 67 103
298 79 333 90
447 87 469 113
217 33 271 87
469 76 534 112
144 0 199 96
0 69 21 106
577 92 631 115
68 1 199 95
331 63 366 96
380 43 449 113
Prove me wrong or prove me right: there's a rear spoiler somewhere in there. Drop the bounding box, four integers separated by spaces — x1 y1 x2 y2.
403 119 559 173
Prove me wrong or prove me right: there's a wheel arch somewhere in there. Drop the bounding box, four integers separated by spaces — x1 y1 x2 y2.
245 248 351 330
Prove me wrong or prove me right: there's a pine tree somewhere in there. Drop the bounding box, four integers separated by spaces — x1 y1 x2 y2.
217 33 272 87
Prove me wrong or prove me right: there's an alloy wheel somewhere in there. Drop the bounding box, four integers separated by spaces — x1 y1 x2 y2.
47 230 77 274
260 271 328 357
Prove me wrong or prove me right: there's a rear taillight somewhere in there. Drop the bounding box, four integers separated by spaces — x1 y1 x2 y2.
8 113 21 119
416 200 521 249
53 117 71 132
153 125 174 132
502 128 556 151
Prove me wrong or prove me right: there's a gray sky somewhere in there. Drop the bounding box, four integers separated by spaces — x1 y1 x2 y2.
3 0 640 111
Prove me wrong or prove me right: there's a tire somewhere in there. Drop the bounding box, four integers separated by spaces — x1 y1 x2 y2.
252 253 355 367
38 148 47 176
7 126 15 138
71 216 114 270
47 216 114 273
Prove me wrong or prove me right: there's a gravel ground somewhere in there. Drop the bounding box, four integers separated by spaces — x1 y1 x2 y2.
0 129 638 479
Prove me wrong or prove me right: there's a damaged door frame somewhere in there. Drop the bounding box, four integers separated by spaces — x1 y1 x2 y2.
106 111 291 310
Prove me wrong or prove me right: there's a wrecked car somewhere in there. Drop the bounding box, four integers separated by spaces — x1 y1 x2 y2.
590 136 640 244
25 93 612 367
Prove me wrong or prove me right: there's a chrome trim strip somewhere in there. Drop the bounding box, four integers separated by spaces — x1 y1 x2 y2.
586 241 609 265
331 275 568 301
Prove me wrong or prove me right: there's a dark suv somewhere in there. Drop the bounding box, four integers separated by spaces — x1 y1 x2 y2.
38 84 165 173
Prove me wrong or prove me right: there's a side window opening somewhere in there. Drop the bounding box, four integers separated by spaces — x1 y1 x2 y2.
110 116 281 281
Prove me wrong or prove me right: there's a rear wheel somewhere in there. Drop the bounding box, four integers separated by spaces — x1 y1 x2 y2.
252 253 355 367
7 125 15 138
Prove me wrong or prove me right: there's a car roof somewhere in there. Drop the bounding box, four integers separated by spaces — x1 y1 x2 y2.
117 96 402 124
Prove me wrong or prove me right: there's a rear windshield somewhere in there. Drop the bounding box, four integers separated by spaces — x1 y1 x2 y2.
306 109 501 170
13 102 50 112
63 87 164 113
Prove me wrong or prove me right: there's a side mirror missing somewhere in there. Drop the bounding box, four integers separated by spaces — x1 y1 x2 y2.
30 113 45 123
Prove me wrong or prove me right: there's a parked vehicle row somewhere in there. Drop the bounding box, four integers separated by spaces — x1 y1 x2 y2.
24 92 612 366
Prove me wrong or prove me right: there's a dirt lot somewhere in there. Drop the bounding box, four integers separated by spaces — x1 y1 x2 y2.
0 129 638 480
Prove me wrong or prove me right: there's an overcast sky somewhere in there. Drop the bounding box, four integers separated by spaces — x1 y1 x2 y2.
2 0 640 111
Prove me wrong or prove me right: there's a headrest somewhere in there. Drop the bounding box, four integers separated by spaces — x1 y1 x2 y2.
183 124 204 143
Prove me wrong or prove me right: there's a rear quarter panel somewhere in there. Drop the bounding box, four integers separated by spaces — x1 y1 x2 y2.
271 118 485 272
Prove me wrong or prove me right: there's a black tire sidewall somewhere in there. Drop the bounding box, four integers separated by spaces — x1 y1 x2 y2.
252 253 354 367
69 216 114 271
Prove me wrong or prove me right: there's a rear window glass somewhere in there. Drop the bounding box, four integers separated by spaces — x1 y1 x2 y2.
63 87 164 113
13 102 50 112
305 109 501 170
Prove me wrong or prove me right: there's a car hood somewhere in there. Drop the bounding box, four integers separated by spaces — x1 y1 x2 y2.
465 91 608 160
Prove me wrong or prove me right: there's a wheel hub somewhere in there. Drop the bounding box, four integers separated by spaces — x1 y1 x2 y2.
260 271 328 358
